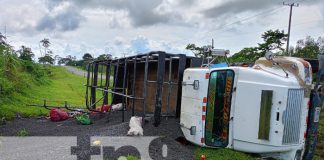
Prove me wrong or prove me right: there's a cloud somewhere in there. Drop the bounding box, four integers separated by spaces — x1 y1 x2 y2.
36 5 85 32
203 0 279 18
203 0 324 20
114 37 125 46
43 0 186 27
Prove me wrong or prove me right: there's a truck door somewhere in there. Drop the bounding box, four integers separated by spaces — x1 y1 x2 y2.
205 70 234 147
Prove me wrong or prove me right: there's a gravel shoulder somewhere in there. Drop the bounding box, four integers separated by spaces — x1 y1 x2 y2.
0 110 195 159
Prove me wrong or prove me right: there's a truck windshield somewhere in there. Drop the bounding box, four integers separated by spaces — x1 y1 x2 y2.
205 70 234 147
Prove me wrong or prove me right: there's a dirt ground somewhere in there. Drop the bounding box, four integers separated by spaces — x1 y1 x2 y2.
0 110 195 160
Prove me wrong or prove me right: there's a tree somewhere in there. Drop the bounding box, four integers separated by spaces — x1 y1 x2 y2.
58 57 72 65
185 44 205 58
228 47 259 63
318 36 324 54
38 54 54 65
258 29 287 53
17 45 34 61
97 54 112 60
228 29 288 63
40 38 50 56
292 36 323 58
82 53 93 61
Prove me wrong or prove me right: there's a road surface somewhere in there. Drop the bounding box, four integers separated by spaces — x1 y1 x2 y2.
63 66 114 81
63 66 88 78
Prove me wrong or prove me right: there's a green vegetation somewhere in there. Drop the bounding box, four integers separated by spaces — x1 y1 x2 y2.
0 43 49 119
0 43 86 119
228 29 287 63
0 66 87 119
195 147 254 160
186 30 323 63
126 155 140 160
17 128 28 136
314 111 324 159
59 53 113 70
229 34 323 63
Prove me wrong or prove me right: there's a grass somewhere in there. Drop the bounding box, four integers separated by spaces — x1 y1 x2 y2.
314 111 324 159
126 155 139 160
0 66 87 119
195 147 254 160
17 128 28 136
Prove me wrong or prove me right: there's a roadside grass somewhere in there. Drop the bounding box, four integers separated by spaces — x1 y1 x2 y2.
314 110 324 159
17 128 28 136
0 66 87 119
195 147 254 160
126 155 139 160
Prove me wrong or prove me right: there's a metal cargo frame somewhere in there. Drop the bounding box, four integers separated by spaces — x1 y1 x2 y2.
85 51 202 126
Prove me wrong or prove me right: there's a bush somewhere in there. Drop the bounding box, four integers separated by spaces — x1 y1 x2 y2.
0 44 50 98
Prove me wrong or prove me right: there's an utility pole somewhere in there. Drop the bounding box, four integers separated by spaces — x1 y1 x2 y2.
283 2 299 56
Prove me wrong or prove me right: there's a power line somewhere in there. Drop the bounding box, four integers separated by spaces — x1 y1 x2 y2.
213 6 285 32
170 5 285 45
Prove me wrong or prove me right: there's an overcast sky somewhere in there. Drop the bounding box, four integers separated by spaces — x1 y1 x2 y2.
0 0 323 59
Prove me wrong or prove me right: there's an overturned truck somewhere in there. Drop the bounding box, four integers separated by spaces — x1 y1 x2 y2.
86 51 321 159
85 51 202 125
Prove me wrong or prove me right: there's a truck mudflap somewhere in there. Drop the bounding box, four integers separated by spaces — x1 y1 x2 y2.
303 91 322 160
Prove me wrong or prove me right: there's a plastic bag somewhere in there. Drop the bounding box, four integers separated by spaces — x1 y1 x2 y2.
76 114 92 125
50 108 69 122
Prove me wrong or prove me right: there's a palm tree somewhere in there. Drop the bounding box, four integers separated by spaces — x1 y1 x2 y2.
40 38 50 56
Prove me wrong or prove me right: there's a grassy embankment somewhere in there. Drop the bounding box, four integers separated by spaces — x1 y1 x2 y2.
0 66 87 119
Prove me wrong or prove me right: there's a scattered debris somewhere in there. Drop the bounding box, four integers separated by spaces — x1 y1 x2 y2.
49 108 69 122
68 109 84 118
101 104 111 112
112 103 123 111
92 140 101 146
76 113 92 125
127 116 143 136
200 154 206 160
94 104 111 113
15 112 22 119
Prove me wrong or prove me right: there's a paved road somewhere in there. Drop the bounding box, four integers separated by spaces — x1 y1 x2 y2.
63 66 115 81
63 66 88 78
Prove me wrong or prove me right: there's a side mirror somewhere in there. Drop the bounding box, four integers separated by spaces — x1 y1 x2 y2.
265 51 274 61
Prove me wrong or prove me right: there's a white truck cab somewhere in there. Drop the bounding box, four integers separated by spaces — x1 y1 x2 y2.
180 57 312 159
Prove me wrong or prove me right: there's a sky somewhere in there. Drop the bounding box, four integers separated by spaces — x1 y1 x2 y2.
0 0 323 59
